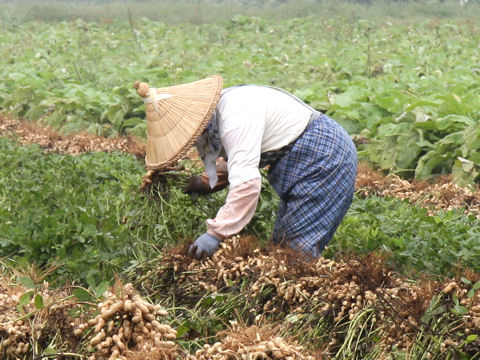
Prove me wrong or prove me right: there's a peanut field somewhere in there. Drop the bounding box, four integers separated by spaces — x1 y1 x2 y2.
1 1 480 358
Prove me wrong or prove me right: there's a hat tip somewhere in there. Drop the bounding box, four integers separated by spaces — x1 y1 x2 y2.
133 81 150 98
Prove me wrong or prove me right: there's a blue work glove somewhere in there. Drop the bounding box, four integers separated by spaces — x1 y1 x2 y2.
188 232 221 259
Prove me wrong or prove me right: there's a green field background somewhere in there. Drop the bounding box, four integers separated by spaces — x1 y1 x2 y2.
1 2 480 358
1 0 480 183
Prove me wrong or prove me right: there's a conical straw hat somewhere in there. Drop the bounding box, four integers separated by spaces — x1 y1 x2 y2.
133 75 223 170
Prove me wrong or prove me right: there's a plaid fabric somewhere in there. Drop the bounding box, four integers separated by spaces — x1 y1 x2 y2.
259 141 295 168
267 113 357 258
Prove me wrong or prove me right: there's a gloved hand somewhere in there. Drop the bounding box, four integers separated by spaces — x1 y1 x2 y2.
188 232 221 259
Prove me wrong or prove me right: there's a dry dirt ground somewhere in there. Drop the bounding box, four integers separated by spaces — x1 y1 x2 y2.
2 115 480 215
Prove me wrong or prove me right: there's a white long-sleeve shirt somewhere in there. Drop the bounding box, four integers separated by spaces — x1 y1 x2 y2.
206 85 313 238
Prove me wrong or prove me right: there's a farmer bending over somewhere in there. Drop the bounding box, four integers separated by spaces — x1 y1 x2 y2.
134 76 357 259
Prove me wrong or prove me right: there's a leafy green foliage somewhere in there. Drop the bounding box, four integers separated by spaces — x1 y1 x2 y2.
330 195 480 276
0 138 148 285
1 17 479 181
0 139 276 286
2 137 479 285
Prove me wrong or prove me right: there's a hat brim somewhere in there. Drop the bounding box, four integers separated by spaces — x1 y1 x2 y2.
140 75 223 170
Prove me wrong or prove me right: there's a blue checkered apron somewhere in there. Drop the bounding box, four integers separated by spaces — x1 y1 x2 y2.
266 112 357 257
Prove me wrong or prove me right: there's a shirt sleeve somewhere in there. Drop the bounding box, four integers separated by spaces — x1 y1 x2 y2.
220 111 265 188
206 178 262 239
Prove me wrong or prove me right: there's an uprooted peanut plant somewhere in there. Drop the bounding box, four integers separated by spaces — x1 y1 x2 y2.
1 236 480 359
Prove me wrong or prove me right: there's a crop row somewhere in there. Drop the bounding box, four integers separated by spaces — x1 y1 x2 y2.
0 17 479 181
1 138 479 288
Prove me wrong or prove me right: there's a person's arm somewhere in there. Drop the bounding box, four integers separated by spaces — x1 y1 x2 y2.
206 178 261 238
189 177 261 258
189 109 265 258
184 158 229 195
207 110 265 238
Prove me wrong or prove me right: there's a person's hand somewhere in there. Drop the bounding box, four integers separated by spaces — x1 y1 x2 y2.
183 171 229 196
188 232 221 259
183 174 212 195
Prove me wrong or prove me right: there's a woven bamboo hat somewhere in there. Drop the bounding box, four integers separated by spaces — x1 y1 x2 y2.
133 75 223 170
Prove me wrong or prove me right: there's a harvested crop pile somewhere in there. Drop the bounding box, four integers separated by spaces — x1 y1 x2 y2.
0 277 181 360
188 322 317 359
139 236 480 358
0 277 85 358
356 163 480 216
76 283 180 360
0 115 145 157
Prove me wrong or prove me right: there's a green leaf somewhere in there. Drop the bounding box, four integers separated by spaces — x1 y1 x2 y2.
93 281 110 297
285 314 301 323
34 293 44 309
451 304 469 316
44 346 57 355
176 324 190 338
466 334 478 343
19 290 34 306
18 276 35 289
473 281 480 291
25 104 48 120
201 297 214 307
68 307 82 318
453 157 478 186
73 287 94 302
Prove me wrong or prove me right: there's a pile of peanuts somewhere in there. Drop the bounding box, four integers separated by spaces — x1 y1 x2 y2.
153 236 480 354
355 166 480 217
189 323 316 360
0 280 79 358
0 291 31 357
438 279 480 353
77 284 179 360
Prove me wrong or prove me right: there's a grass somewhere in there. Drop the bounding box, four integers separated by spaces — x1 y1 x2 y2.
0 137 147 286
1 0 479 25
